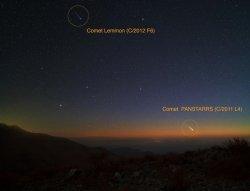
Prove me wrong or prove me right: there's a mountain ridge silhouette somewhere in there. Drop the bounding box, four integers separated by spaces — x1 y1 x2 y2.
0 123 112 172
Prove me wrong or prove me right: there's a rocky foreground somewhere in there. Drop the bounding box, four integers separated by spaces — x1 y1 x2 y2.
2 138 250 191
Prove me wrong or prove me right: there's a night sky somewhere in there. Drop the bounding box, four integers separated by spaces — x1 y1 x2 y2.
1 0 250 138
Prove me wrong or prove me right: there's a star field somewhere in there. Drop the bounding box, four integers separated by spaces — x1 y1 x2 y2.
0 0 250 136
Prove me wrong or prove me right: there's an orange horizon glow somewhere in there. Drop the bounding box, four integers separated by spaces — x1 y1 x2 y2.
67 129 249 139
50 121 250 139
3 119 249 139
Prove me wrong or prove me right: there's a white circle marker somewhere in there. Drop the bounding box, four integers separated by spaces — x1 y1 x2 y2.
181 120 199 136
67 5 90 27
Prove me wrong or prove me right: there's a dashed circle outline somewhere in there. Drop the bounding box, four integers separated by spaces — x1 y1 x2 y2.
181 119 199 137
67 4 90 27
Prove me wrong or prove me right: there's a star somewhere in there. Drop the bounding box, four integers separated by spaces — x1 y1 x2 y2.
141 17 145 21
86 85 89 89
139 87 143 92
58 104 64 112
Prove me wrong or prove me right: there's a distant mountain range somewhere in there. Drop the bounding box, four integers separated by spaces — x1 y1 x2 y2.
109 147 153 156
1 123 250 191
0 123 112 172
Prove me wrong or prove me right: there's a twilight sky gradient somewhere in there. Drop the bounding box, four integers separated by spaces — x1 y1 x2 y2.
1 0 250 138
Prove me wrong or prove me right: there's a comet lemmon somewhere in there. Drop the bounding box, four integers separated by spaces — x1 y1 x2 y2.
86 28 126 34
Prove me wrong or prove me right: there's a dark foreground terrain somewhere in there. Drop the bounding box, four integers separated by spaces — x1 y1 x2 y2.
1 123 250 191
